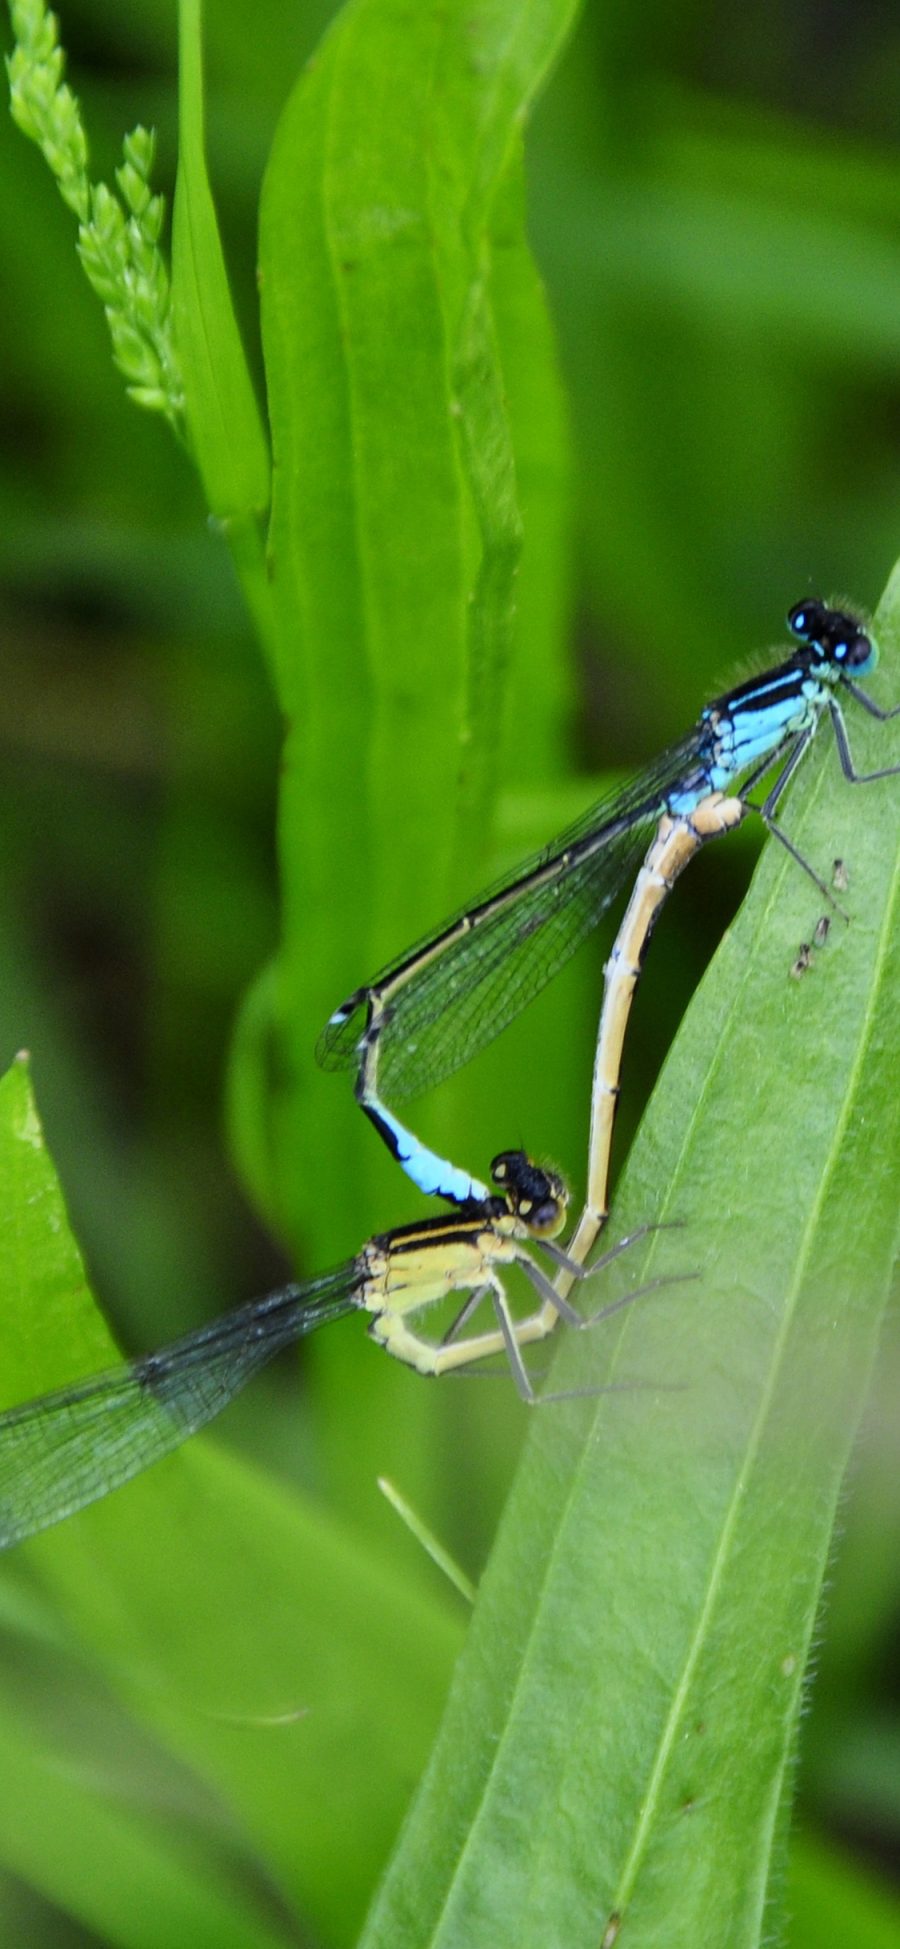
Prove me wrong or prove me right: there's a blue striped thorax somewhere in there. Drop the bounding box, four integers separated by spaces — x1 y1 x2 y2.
666 599 878 815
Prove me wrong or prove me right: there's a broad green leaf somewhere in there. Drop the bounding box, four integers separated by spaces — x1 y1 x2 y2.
0 1055 463 1943
242 0 579 1271
235 0 581 1543
360 577 900 1946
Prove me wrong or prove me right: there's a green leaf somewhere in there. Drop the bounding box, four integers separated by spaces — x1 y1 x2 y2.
242 0 579 1270
359 578 900 1946
172 0 270 522
229 0 583 1546
0 1055 463 1942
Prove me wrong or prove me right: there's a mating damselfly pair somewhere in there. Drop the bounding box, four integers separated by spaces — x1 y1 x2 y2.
0 597 895 1550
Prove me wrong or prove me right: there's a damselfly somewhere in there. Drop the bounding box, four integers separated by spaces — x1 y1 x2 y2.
320 599 899 1211
0 1152 664 1550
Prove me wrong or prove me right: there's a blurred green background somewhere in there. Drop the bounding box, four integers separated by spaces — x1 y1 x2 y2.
0 0 898 1941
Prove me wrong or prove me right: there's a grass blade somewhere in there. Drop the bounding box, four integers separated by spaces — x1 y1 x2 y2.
172 0 270 522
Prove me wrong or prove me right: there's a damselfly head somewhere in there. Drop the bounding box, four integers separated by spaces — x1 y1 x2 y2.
490 1150 568 1238
787 598 876 676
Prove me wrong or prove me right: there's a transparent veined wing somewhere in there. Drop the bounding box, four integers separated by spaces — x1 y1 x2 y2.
0 1269 359 1548
319 735 703 1104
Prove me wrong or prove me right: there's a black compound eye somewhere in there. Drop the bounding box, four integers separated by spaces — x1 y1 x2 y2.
490 1151 567 1228
491 1149 525 1188
840 632 873 669
788 598 872 669
787 599 826 641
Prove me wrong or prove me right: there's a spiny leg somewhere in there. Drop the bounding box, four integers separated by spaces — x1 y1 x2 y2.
828 696 900 785
751 728 845 907
841 681 900 724
441 1281 494 1347
514 1245 697 1333
484 1280 656 1406
538 1220 675 1283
